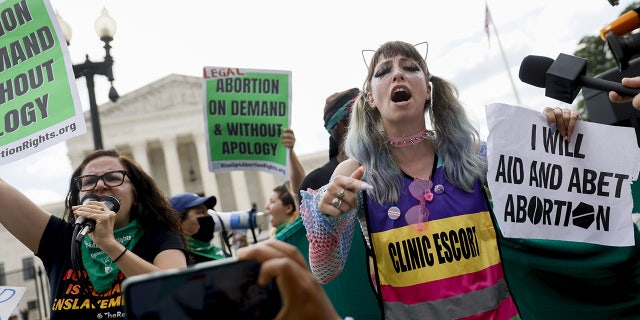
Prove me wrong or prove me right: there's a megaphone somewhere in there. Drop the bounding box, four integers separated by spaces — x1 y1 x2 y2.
208 209 270 232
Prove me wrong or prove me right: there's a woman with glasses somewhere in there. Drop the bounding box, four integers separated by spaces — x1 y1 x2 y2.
0 149 186 320
300 41 580 319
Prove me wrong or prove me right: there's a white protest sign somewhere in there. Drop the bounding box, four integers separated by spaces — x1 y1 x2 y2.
486 103 640 247
0 286 25 320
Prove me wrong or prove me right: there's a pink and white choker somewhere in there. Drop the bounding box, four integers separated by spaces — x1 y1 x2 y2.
387 128 431 148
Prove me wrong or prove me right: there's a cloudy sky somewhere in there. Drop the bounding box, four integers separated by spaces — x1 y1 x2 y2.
0 0 633 205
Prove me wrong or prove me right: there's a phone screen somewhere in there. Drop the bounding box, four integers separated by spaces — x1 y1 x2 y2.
123 258 281 320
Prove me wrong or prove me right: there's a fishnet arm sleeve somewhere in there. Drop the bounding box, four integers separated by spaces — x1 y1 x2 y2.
300 185 358 284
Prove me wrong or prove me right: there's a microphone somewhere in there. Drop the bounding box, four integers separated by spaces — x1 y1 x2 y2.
75 195 121 241
518 53 640 103
600 8 640 40
75 194 100 226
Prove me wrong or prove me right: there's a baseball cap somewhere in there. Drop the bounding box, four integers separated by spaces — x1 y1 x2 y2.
170 192 217 213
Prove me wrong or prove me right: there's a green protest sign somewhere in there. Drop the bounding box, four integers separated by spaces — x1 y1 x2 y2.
202 67 291 178
0 0 85 164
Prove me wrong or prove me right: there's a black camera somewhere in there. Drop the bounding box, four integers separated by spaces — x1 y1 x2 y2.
606 31 640 72
601 8 640 72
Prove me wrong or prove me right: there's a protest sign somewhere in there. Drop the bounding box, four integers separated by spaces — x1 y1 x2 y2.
0 0 85 165
202 67 291 178
0 286 25 320
486 103 640 246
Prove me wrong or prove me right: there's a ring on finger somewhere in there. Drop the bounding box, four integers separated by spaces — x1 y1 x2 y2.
337 189 345 199
332 197 342 209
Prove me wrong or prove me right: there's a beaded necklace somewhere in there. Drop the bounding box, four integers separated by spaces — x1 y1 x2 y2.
387 128 430 147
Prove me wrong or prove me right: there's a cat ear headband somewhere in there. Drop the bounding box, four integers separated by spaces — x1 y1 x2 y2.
361 41 429 69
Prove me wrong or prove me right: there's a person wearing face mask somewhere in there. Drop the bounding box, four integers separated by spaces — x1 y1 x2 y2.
170 192 226 265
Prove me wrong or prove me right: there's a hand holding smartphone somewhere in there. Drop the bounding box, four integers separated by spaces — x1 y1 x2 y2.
236 240 342 320
122 258 281 320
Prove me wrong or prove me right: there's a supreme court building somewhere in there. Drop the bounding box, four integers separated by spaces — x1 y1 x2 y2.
66 73 325 212
0 73 326 319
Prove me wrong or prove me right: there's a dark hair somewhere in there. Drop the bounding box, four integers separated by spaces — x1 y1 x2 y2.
63 149 184 237
177 209 189 221
273 183 296 214
325 88 360 159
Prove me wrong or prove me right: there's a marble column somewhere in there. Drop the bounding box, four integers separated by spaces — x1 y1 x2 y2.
131 141 151 173
194 135 220 201
258 171 275 201
230 170 250 211
161 137 185 195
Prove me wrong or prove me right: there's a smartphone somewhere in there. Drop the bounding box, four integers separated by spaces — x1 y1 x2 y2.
122 258 281 320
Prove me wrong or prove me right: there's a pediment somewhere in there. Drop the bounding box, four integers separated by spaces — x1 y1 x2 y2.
89 74 202 121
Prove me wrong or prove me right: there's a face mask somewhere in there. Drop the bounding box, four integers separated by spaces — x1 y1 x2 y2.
192 216 215 242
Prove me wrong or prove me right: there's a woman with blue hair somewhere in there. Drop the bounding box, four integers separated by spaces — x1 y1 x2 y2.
300 40 579 319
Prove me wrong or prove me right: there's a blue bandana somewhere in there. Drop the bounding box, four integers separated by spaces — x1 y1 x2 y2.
324 99 354 132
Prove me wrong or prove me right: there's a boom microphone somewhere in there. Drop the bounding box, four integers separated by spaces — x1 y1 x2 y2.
518 53 640 103
75 195 121 241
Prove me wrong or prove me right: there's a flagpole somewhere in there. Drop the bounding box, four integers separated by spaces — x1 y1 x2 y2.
488 6 522 105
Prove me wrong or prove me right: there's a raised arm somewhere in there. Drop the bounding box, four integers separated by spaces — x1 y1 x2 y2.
281 128 305 197
299 158 369 283
0 178 51 253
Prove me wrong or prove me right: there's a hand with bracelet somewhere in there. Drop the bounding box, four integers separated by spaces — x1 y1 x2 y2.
0 149 188 319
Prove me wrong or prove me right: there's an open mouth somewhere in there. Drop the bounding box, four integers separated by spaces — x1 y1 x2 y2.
392 88 411 103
